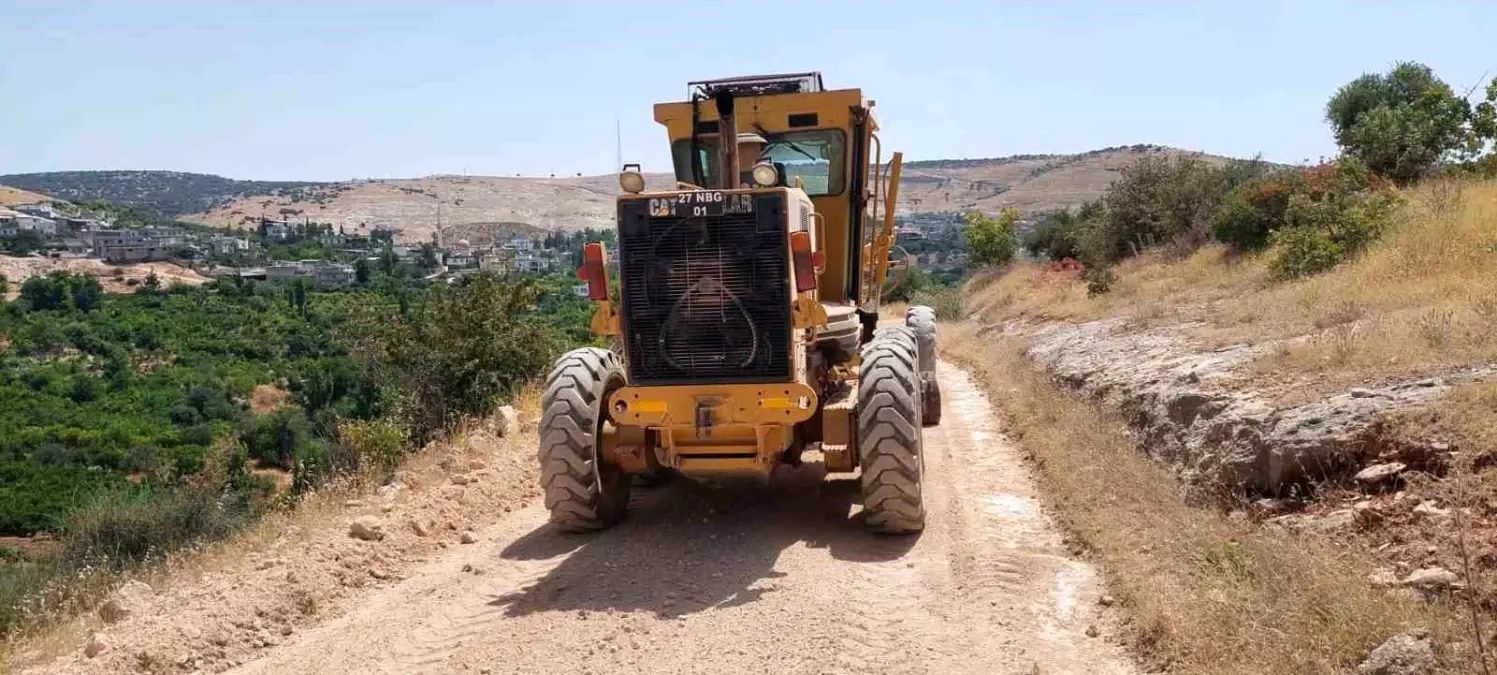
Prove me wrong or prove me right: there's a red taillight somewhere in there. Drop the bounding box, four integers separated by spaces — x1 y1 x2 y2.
577 242 609 301
789 231 816 293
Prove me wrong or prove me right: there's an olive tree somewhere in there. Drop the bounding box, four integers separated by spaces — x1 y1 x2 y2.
1326 62 1471 184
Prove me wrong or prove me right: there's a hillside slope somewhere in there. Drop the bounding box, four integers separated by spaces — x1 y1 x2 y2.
179 173 676 242
896 144 1242 214
0 171 323 218
0 185 60 207
4 145 1250 242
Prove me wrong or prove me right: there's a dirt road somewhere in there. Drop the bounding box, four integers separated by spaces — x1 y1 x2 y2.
207 363 1135 675
23 362 1139 675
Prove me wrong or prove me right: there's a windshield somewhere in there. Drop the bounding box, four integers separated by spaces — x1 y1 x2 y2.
671 130 847 196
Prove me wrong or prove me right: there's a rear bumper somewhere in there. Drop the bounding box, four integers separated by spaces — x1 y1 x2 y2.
604 383 818 476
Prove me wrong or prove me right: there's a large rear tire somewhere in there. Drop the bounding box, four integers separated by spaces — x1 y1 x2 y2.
539 347 631 533
906 306 942 426
857 331 926 534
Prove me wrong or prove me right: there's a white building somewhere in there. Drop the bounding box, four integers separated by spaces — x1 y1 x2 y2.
266 260 356 287
13 202 57 218
209 235 251 256
0 208 57 236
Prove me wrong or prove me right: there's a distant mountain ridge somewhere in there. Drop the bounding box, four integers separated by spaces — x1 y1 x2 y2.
0 170 325 218
1 145 1262 241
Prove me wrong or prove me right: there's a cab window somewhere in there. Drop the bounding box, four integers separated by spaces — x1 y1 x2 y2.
670 130 847 196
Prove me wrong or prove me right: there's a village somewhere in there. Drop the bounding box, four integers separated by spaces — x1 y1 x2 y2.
0 199 584 291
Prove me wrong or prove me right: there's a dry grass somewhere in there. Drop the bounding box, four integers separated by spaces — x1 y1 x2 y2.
968 245 1263 326
971 179 1497 397
943 322 1470 674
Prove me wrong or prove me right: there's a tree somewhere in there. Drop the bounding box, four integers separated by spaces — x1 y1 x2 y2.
142 270 162 293
1023 208 1086 261
1 230 44 255
286 278 309 317
417 242 440 271
378 241 398 276
1326 62 1470 184
19 272 91 311
0 274 8 296
1098 156 1262 260
963 208 1018 267
354 257 372 285
1470 80 1497 175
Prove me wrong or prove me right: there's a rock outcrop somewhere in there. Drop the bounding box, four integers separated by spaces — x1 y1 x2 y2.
1024 319 1495 494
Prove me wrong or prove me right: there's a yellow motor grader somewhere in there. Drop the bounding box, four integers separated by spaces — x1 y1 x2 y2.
540 72 940 534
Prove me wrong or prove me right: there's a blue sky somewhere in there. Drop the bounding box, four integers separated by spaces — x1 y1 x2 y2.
1 1 1491 181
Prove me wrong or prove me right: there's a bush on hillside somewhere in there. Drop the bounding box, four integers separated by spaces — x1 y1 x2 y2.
383 274 564 443
1212 172 1306 252
1095 156 1269 262
61 481 269 566
963 208 1019 267
336 418 408 473
242 408 312 470
1023 207 1088 261
1267 161 1401 279
909 288 965 321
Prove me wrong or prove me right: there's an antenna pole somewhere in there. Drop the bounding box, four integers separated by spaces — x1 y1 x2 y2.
615 117 622 172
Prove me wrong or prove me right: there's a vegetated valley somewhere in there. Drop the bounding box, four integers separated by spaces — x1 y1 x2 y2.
0 263 594 637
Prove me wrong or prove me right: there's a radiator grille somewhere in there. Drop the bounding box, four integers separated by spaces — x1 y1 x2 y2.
617 194 791 385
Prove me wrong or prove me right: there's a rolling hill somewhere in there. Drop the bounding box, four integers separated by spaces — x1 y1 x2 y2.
0 170 323 218
894 144 1243 214
2 146 1255 242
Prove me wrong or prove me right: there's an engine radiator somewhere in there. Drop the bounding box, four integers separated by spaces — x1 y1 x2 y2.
616 193 792 385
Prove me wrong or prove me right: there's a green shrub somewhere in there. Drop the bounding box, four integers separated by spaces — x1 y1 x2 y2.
242 408 311 469
909 288 965 321
62 483 264 566
383 274 564 442
337 418 408 473
1023 209 1086 261
1212 172 1305 252
1265 162 1401 279
1084 265 1116 296
1099 156 1269 261
1267 226 1344 279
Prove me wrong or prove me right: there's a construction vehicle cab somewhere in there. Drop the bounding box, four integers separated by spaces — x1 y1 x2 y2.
540 72 941 535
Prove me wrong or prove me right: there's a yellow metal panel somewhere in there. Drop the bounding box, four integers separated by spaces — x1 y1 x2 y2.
599 422 649 473
676 457 765 475
652 89 871 304
609 383 818 427
823 444 855 473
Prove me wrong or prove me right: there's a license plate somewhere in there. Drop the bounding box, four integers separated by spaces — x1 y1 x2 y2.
672 191 726 217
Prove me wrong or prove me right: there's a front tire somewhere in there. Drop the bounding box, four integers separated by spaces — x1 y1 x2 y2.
857 331 926 534
539 348 630 533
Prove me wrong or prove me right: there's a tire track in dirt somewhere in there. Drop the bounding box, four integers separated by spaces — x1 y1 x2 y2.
25 360 1143 675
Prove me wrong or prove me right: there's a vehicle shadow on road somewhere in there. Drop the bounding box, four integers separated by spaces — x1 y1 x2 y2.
488 462 918 618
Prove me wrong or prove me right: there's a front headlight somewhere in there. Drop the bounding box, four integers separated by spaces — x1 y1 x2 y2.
751 162 778 187
619 169 645 194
